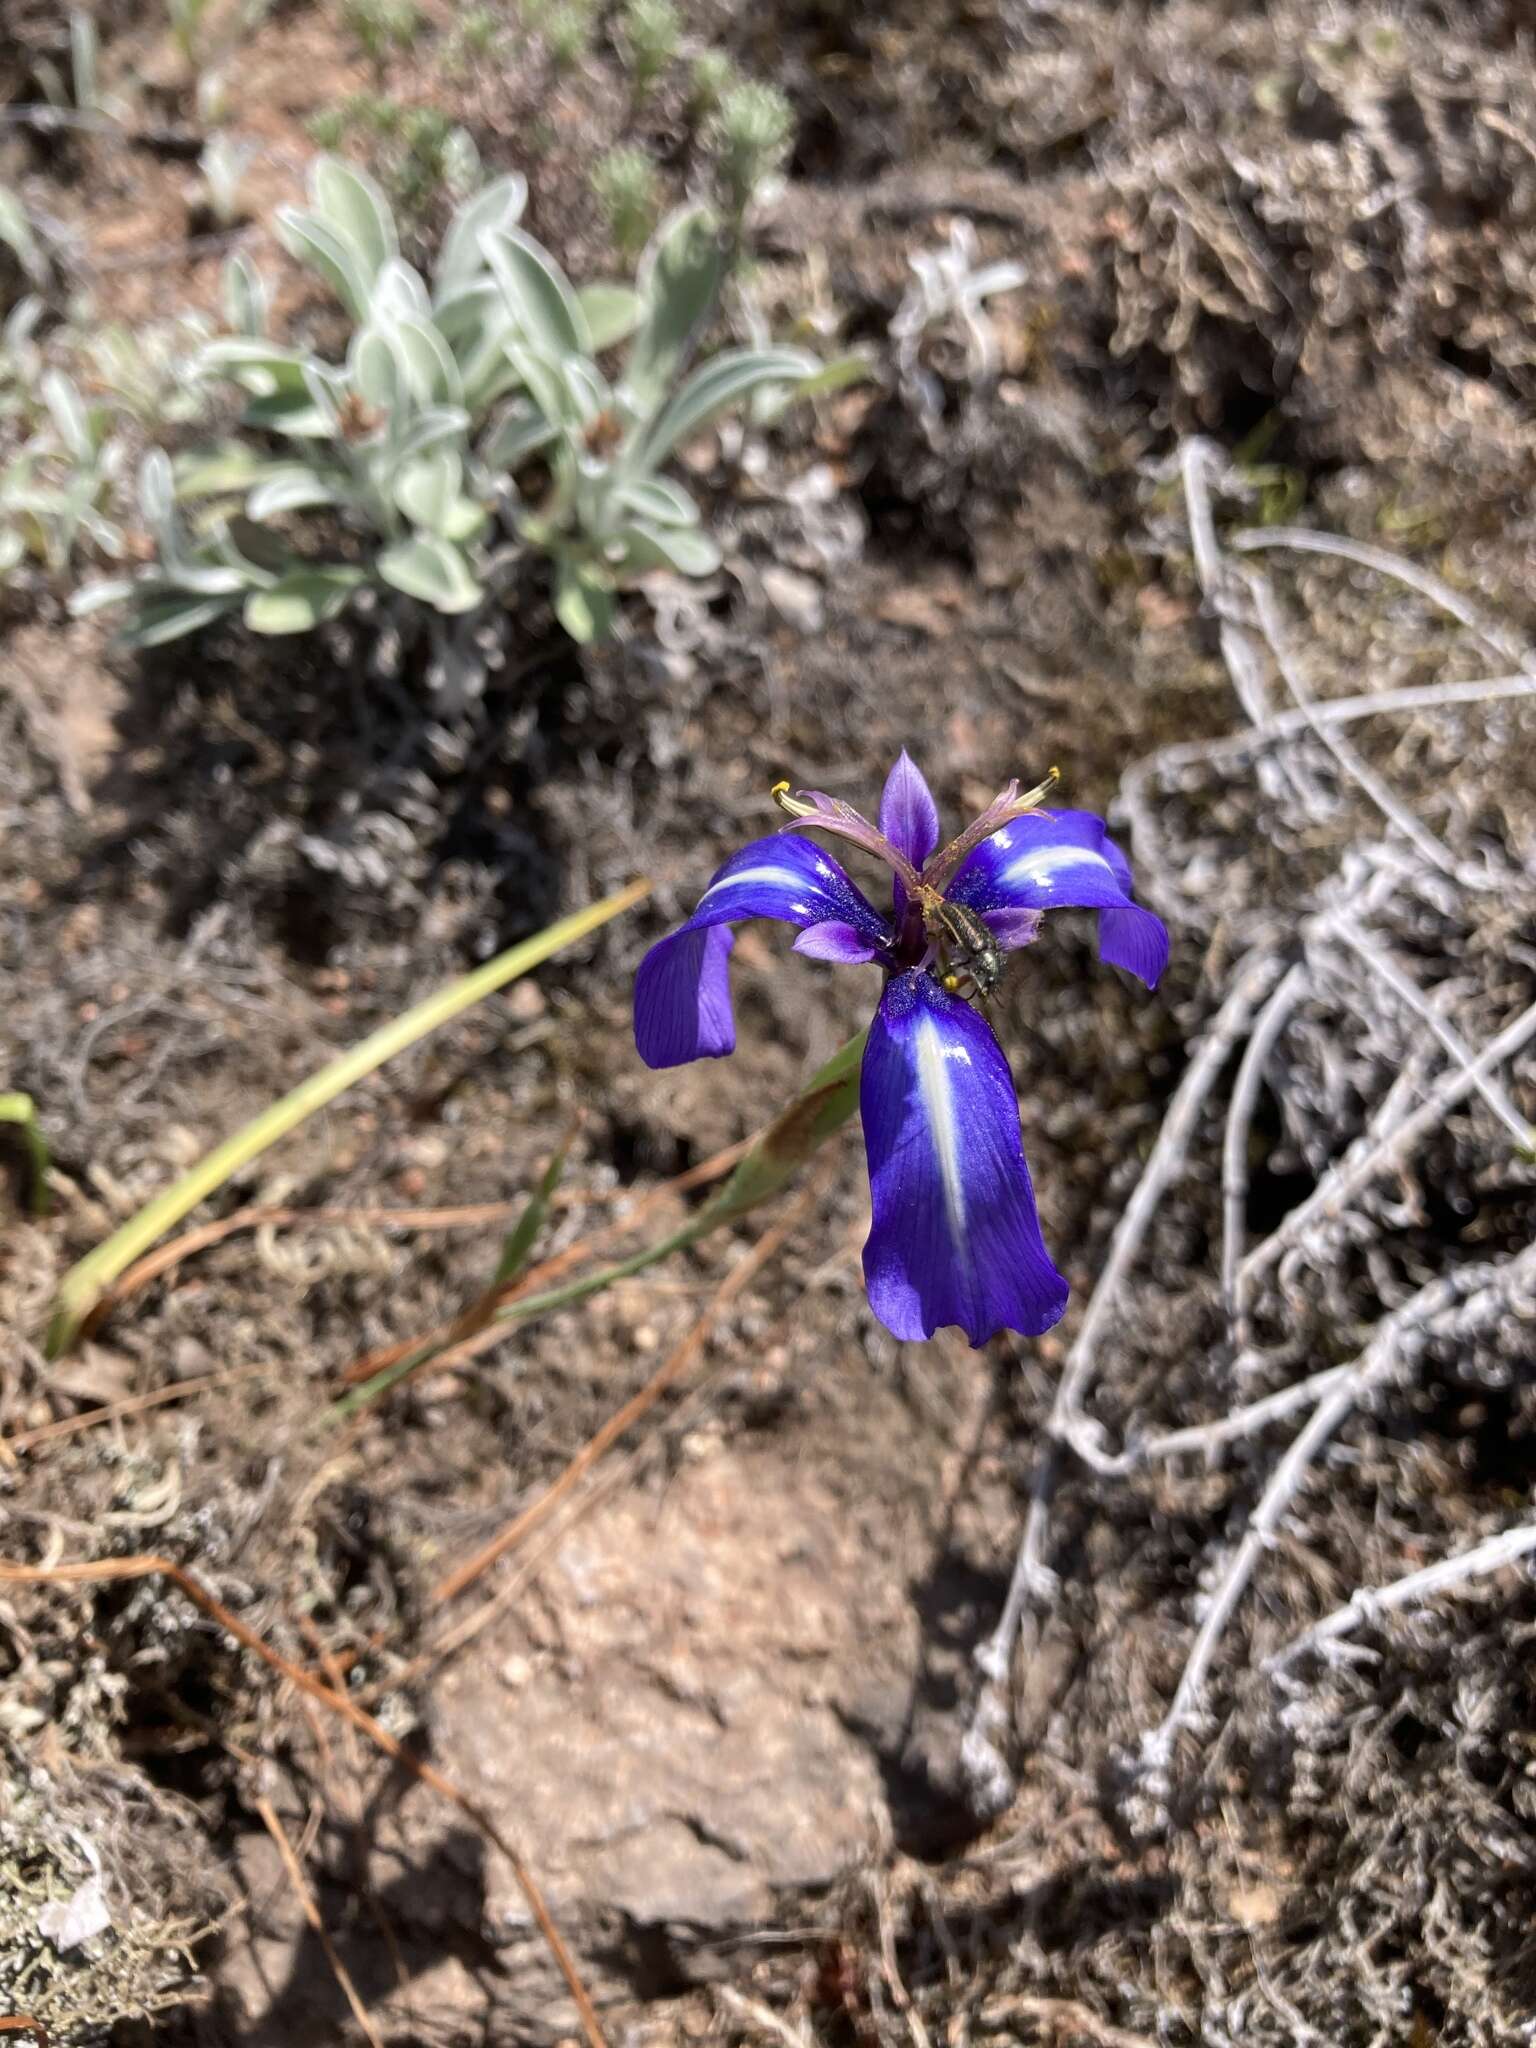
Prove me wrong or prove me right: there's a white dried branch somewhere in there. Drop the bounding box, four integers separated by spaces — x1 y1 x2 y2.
1056 949 1288 1472
1243 569 1462 881
1240 996 1536 1294
1140 1240 1536 1771
966 949 1285 1771
1220 963 1309 1331
1268 1516 1536 1673
1229 525 1536 677
1326 913 1534 1151
1127 1361 1353 1468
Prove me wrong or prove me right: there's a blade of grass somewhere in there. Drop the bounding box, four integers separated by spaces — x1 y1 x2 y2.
0 1092 51 1216
46 879 649 1356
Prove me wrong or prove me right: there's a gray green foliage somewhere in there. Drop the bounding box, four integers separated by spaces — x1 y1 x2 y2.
591 146 661 259
710 81 794 221
82 158 821 678
615 0 680 95
0 304 132 584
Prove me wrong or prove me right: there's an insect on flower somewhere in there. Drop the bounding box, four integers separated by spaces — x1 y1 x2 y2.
633 753 1169 1346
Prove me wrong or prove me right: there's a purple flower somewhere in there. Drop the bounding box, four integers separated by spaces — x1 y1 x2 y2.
634 753 1168 1346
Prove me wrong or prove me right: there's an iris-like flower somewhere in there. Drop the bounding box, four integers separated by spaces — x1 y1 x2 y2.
634 754 1168 1346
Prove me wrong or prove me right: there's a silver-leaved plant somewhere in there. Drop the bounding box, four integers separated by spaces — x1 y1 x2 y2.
83 156 823 692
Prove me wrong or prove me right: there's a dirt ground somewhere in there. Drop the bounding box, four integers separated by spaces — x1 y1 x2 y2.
4 1 1536 2043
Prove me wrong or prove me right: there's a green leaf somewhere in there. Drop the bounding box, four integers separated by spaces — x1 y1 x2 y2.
41 371 94 463
125 590 242 647
633 345 817 469
370 257 432 323
199 338 314 399
614 477 697 527
625 205 724 413
0 1091 52 1216
377 532 482 612
247 467 345 518
553 556 614 642
697 1029 866 1230
276 206 374 320
244 566 364 634
436 172 529 298
483 226 592 361
351 327 402 410
222 250 268 337
578 281 644 352
609 520 720 579
390 316 463 406
480 400 557 471
311 155 397 287
487 1129 573 1290
394 448 461 532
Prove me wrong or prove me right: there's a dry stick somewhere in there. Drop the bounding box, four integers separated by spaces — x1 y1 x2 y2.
0 2024 48 2044
1141 1241 1536 1768
961 954 1284 1808
1239 996 1536 1295
1056 949 1287 1473
336 1134 752 1389
0 1556 609 2048
1326 913 1534 1150
1118 672 1536 903
253 1794 386 2048
1126 1361 1353 1469
2 1360 276 1456
1244 570 1462 880
1267 1514 1536 1672
430 1169 830 1611
1220 963 1309 1330
1228 526 1536 675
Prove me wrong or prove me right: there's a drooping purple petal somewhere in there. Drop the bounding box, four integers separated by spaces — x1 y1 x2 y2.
947 809 1169 987
635 834 890 1069
634 925 737 1065
859 970 1069 1345
794 920 885 963
879 752 941 874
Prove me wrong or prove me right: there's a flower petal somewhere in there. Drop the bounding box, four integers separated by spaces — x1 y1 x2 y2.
635 834 889 1069
793 920 884 963
879 751 941 873
859 971 1069 1345
948 809 1169 986
635 925 736 1066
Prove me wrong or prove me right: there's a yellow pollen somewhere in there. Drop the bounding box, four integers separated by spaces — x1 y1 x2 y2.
942 972 962 993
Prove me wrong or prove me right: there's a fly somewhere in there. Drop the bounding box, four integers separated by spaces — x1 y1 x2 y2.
917 887 1003 999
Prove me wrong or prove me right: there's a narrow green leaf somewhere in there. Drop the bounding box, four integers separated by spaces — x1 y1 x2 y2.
634 345 817 469
311 155 397 286
436 172 528 297
488 1131 574 1290
276 207 373 320
609 521 720 578
243 567 363 633
377 532 482 612
579 281 644 352
553 557 614 643
46 879 653 1354
625 205 724 413
0 1092 52 1216
483 226 592 360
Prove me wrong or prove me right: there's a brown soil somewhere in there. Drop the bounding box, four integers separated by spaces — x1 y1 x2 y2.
4 3 1536 2045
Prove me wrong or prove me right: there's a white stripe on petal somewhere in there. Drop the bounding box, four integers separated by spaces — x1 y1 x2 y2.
996 844 1107 897
697 864 820 917
915 1015 971 1258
